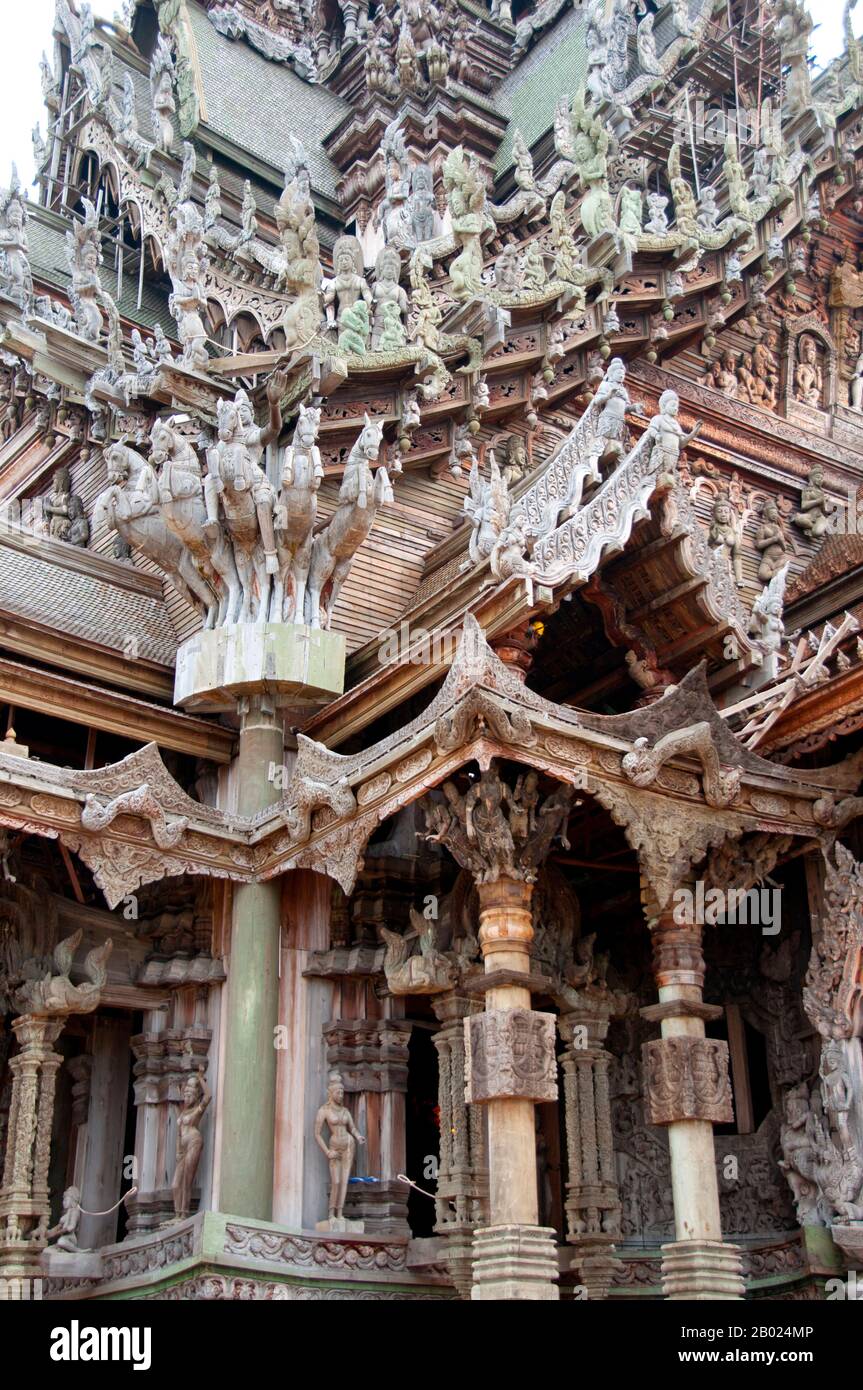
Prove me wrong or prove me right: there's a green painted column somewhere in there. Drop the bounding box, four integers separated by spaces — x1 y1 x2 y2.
218 694 284 1220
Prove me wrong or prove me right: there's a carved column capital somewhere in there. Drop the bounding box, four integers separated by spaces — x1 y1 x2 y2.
650 917 705 991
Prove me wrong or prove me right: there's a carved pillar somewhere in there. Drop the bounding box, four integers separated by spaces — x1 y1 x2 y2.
218 695 284 1220
431 990 488 1298
66 1054 92 1191
558 996 623 1299
78 1015 133 1249
469 876 559 1300
641 906 744 1300
0 1016 64 1281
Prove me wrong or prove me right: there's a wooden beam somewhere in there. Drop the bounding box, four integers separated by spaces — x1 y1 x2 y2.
0 655 235 763
59 840 86 905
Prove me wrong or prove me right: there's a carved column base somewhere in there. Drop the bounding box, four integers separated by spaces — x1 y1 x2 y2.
660 1239 745 1300
568 1234 624 1301
124 1188 178 1236
470 1224 559 1301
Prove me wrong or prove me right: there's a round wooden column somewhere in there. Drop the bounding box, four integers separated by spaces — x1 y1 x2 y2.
217 695 284 1221
477 877 538 1227
470 875 559 1300
643 910 744 1300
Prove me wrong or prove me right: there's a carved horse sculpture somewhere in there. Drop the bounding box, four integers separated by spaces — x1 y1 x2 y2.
205 398 278 624
305 416 393 629
150 417 242 628
94 443 218 620
273 403 323 623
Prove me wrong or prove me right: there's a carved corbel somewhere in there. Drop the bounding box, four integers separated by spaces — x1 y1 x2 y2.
621 722 741 808
591 780 739 912
284 776 357 846
81 785 188 849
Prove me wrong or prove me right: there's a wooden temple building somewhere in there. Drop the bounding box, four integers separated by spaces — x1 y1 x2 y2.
0 0 862 1303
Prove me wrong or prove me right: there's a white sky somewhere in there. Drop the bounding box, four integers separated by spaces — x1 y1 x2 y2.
0 0 852 191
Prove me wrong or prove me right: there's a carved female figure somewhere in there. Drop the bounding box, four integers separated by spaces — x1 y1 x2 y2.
595 354 631 444
314 1072 365 1223
754 500 788 583
794 334 824 408
708 494 744 586
45 465 73 541
172 1069 211 1220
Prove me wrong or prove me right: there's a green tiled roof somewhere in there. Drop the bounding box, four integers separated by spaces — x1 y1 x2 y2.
493 7 588 177
187 1 348 200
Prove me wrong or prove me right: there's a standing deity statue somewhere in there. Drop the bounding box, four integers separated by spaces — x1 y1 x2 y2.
443 146 486 301
66 198 107 342
325 234 371 335
667 144 700 247
589 356 631 466
314 1071 365 1226
45 465 74 541
549 192 583 292
749 564 788 680
164 158 210 373
407 245 441 350
371 247 408 350
0 167 32 310
150 34 176 152
408 162 436 243
644 389 700 473
775 0 813 119
464 450 510 563
171 1067 211 1221
274 159 323 350
570 88 613 239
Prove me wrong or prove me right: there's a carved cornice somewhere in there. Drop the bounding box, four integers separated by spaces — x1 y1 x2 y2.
0 619 857 909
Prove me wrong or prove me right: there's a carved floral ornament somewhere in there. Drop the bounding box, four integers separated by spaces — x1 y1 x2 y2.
0 619 857 910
